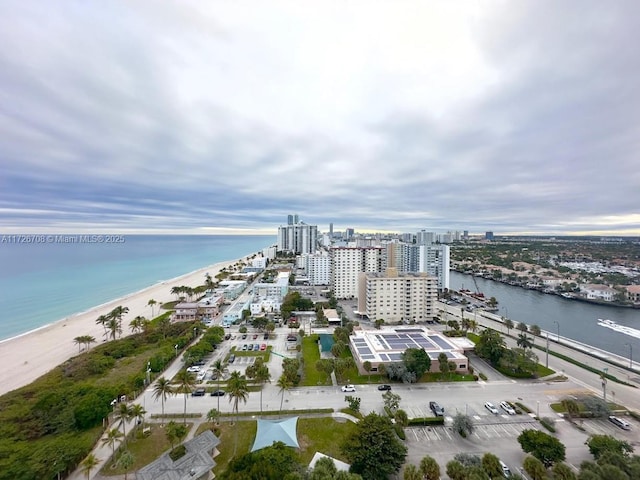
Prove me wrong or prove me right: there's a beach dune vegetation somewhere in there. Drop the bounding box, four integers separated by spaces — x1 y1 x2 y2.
0 319 207 479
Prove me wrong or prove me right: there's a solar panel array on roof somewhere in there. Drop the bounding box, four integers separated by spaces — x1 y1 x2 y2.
361 354 376 360
388 353 403 361
429 335 454 350
357 347 372 355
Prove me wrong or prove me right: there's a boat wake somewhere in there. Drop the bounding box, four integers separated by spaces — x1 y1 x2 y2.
597 319 640 339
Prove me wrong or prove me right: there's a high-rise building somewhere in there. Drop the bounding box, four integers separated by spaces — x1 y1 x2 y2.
345 228 354 240
277 216 318 254
330 246 384 299
300 252 331 285
485 231 494 241
419 244 450 290
357 268 437 323
416 230 435 245
329 223 334 237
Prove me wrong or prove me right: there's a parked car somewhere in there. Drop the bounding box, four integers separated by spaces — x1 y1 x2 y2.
377 384 392 391
260 344 267 351
485 402 499 414
242 333 247 339
210 390 225 397
499 460 511 478
429 401 445 417
609 415 631 430
264 333 269 340
242 344 248 351
191 387 206 397
500 401 516 415
253 334 258 339
228 354 235 364
186 366 200 373
224 334 231 340
253 344 260 351
341 384 356 392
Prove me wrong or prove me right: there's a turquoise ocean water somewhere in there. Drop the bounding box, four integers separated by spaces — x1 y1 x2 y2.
0 235 274 341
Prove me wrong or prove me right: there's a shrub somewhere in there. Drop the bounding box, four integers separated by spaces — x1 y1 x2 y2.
407 417 445 426
479 372 488 381
393 423 406 440
169 444 186 461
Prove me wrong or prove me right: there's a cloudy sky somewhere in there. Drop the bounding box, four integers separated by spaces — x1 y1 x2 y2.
1 1 639 236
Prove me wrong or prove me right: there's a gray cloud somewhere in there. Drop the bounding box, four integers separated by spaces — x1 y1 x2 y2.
0 1 638 235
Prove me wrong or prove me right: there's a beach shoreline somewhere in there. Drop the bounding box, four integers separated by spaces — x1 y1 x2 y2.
0 251 257 396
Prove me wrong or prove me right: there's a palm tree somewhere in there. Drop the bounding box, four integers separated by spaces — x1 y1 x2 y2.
101 427 124 458
403 464 422 480
207 408 220 425
254 364 271 415
147 298 157 318
80 453 100 479
277 374 293 417
153 377 174 425
117 450 135 480
419 455 441 480
517 333 534 350
504 318 514 335
212 360 225 414
106 316 122 341
129 316 146 334
96 314 109 339
130 403 146 433
109 305 129 338
74 336 85 353
82 335 96 351
173 369 196 424
113 402 133 446
227 371 249 455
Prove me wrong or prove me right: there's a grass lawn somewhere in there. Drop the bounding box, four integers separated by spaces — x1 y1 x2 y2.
296 417 356 464
201 420 257 476
536 364 555 377
301 335 324 386
101 423 183 475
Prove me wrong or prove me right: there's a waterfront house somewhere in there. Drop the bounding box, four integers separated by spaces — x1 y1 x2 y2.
624 285 640 304
580 284 617 302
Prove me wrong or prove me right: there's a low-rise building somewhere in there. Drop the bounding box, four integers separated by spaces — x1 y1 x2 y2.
580 284 617 302
172 296 223 322
348 326 470 375
624 285 640 304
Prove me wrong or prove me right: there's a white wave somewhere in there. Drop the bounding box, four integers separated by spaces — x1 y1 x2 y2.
597 319 640 339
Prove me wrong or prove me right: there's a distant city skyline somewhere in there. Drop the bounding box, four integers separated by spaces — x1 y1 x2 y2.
1 2 639 236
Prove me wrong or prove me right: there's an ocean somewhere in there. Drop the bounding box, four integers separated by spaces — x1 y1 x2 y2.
0 235 275 341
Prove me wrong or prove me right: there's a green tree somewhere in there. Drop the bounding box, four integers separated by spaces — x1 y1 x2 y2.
404 464 422 480
586 434 633 460
419 455 441 480
207 408 220 425
402 348 432 380
374 319 385 329
518 429 566 467
363 361 372 383
517 333 534 349
113 402 133 446
345 395 361 413
117 450 135 480
80 453 100 480
101 427 124 458
130 403 146 432
476 329 506 364
552 462 577 480
227 370 249 455
340 413 407 480
277 374 294 416
438 352 450 377
219 441 303 480
382 390 401 414
504 318 514 335
212 359 225 414
517 322 529 333
153 377 174 425
446 460 468 480
452 412 474 437
481 453 502 478
165 421 188 449
254 363 271 415
530 324 542 337
173 369 196 424
147 298 157 318
523 455 549 480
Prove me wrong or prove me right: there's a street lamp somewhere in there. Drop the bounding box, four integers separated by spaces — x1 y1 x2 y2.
553 320 560 342
625 343 633 369
602 367 608 402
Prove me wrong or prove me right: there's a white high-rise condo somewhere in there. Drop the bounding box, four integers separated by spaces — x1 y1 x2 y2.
330 246 384 299
277 215 318 255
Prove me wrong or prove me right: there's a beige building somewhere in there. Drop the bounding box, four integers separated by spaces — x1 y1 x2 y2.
348 326 470 375
625 285 640 304
357 268 437 324
330 246 384 299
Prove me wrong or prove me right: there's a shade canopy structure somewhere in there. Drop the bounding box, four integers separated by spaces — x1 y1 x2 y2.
251 417 299 452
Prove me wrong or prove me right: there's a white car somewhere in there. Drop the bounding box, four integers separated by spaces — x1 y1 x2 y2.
484 402 499 414
500 401 516 415
186 366 201 373
341 384 356 392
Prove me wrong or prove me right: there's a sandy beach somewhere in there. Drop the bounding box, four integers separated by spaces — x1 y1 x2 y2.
0 255 252 396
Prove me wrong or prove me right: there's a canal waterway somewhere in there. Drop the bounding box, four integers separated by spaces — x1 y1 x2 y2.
450 271 640 359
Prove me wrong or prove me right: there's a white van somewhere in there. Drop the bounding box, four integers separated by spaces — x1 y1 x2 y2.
609 415 631 430
499 460 511 478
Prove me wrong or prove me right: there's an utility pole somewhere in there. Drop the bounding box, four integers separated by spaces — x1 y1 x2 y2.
602 367 608 403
